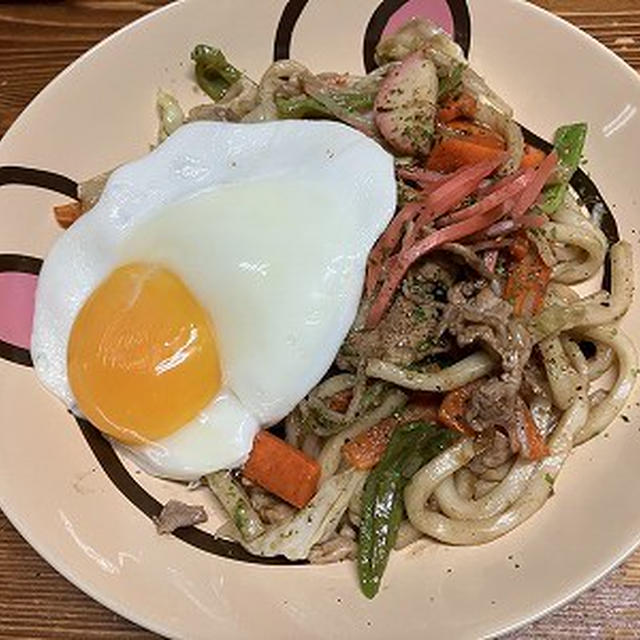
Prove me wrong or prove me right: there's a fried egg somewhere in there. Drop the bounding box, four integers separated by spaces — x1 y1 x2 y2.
31 120 396 480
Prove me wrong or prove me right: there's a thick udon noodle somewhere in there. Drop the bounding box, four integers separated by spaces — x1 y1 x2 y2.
212 58 637 553
150 25 640 562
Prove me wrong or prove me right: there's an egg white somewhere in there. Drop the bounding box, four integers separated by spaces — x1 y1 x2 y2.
31 121 396 480
116 389 259 481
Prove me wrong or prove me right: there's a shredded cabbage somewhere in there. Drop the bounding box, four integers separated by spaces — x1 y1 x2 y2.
156 89 185 143
242 468 367 560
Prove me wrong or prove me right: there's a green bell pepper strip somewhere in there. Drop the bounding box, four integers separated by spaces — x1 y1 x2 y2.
539 122 587 214
357 422 458 598
191 45 242 102
275 92 374 120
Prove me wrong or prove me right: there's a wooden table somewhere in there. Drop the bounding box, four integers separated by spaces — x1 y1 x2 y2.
1 1 640 637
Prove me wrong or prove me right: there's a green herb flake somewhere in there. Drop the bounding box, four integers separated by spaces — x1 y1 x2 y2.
411 306 427 323
233 501 249 531
418 337 436 352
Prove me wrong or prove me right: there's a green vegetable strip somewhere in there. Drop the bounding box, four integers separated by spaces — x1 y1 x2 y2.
275 92 374 120
205 471 265 542
191 45 242 102
357 422 458 598
540 122 587 214
333 92 375 112
275 95 331 120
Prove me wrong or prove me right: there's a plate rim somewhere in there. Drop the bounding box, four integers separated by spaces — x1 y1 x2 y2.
1 0 640 637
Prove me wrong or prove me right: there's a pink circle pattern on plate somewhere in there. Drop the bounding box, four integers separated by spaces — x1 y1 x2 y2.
382 0 454 37
0 0 621 569
0 272 37 349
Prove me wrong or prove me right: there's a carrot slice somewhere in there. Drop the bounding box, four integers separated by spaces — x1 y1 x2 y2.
446 120 505 150
242 431 321 509
438 384 479 436
342 416 397 470
426 139 505 173
53 201 83 229
503 235 551 317
342 400 439 470
520 144 546 170
510 234 529 261
437 93 477 123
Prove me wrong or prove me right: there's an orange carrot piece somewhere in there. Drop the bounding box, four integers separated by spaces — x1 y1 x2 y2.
242 431 321 509
342 416 397 470
342 400 439 470
503 236 551 317
437 93 477 123
53 201 83 229
446 120 505 150
520 144 546 170
510 234 530 261
438 384 479 436
426 139 505 173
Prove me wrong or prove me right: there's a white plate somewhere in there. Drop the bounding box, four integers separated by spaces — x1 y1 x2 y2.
1 1 639 637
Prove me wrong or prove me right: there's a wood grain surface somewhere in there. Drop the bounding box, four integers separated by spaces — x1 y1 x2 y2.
2 1 640 637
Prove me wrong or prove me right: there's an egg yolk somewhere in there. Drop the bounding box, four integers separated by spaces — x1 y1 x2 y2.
67 263 221 444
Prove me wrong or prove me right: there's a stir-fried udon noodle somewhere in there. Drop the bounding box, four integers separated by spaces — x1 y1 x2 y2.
56 20 637 598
